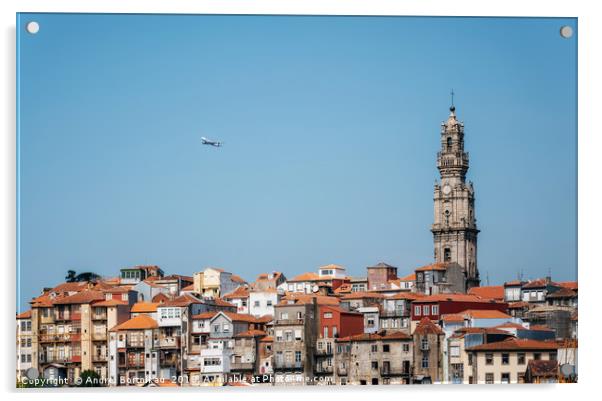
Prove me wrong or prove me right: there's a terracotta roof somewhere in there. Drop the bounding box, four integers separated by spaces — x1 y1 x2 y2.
211 298 237 308
288 272 320 282
16 310 32 319
334 284 353 294
191 312 218 320
546 288 577 299
341 291 385 300
160 293 203 307
254 314 274 323
415 293 498 303
223 286 250 299
441 313 465 323
234 329 267 338
468 286 504 300
458 309 511 319
466 338 558 352
51 282 89 293
494 322 527 330
527 360 558 377
53 290 105 305
399 273 416 282
415 262 449 272
181 284 195 291
92 299 128 307
337 330 411 342
222 312 265 323
451 327 512 337
414 317 444 335
504 280 523 287
522 279 555 289
231 274 247 284
259 336 274 342
30 293 55 307
388 292 424 300
558 281 577 290
152 293 170 303
110 314 158 331
131 302 160 313
508 301 529 309
319 264 345 270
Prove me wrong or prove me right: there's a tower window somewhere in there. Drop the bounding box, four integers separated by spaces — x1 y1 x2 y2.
446 137 452 150
444 248 451 262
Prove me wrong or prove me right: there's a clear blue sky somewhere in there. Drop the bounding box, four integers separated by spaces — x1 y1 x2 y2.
17 14 577 310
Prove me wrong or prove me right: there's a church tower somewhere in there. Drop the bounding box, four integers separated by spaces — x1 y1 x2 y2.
432 100 480 290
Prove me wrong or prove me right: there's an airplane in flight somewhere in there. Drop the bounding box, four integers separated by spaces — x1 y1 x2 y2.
201 137 223 147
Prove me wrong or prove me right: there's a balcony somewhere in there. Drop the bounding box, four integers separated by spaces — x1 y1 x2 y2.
380 309 407 318
275 319 304 326
39 333 81 343
315 348 333 356
41 355 81 364
93 354 108 362
274 361 303 370
160 355 178 366
314 365 333 374
231 362 254 371
92 312 107 321
92 332 107 341
159 336 181 348
380 366 411 377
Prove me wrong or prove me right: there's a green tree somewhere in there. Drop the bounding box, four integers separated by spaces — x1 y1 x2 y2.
78 370 103 387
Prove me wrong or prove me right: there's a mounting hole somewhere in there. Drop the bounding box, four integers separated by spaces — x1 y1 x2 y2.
560 25 573 39
26 21 40 34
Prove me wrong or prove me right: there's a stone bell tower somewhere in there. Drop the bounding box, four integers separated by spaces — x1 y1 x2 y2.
431 98 480 290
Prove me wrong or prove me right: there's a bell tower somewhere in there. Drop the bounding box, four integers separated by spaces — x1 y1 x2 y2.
431 96 480 290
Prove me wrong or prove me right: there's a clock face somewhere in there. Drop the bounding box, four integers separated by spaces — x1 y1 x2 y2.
442 184 451 195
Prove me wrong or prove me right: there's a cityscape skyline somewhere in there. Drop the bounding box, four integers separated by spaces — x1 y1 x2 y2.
17 14 577 311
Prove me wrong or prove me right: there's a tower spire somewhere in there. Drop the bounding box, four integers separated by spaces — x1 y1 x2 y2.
450 89 455 112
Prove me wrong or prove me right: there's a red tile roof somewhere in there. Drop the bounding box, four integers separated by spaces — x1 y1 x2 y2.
558 281 577 290
52 290 105 305
341 291 385 300
92 299 128 307
467 286 504 300
415 293 499 303
16 310 32 319
280 294 340 306
546 288 577 299
110 314 158 331
160 293 203 307
152 293 170 303
508 301 529 309
527 360 558 377
234 329 267 338
223 286 250 299
415 262 449 272
399 273 416 282
231 274 247 284
288 272 320 282
131 302 160 313
181 284 195 291
466 338 558 351
414 317 444 335
388 292 425 300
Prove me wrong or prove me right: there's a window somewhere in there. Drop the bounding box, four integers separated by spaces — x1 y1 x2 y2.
549 352 557 361
323 312 333 319
446 137 452 150
242 300 248 307
444 248 451 262
533 352 541 361
275 330 283 342
253 301 259 307
485 353 493 365
371 344 378 353
383 344 390 353
468 353 473 366
421 355 429 369
280 312 289 320
403 344 410 352
371 361 378 370
367 318 375 327
423 305 430 315
501 373 510 384
294 329 302 341
267 300 272 306
502 353 509 365
285 331 293 342
297 312 303 319
295 351 301 363
517 353 525 365
414 306 421 316
421 337 429 350
431 305 439 315
450 346 460 357
485 373 494 384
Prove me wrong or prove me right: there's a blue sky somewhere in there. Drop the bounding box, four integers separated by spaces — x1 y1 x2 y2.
17 14 577 310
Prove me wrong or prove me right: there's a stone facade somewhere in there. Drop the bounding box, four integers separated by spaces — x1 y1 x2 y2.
432 105 480 289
